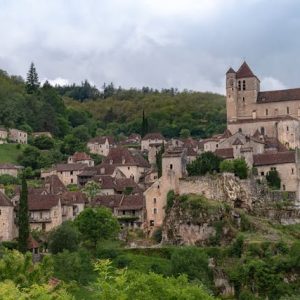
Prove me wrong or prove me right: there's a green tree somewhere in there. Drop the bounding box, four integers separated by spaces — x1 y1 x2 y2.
266 169 281 189
32 135 54 150
74 207 120 246
18 177 29 253
156 143 165 177
141 109 149 137
187 151 222 176
179 128 191 139
48 221 80 254
25 62 40 94
220 160 234 173
82 181 101 201
233 158 249 179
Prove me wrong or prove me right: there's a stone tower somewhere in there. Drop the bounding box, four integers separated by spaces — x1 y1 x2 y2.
226 62 260 122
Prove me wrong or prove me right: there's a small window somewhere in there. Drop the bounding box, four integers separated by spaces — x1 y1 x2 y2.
238 128 242 133
238 81 241 91
242 80 246 90
271 167 276 171
71 178 73 184
261 172 264 176
261 127 265 135
70 171 73 175
216 144 219 148
150 220 154 226
0 209 1 215
266 109 268 116
123 211 126 215
153 208 157 214
153 198 157 204
242 97 245 103
287 107 290 114
170 164 173 170
287 126 289 132
157 185 160 189
292 168 294 175
128 167 130 170
283 184 286 191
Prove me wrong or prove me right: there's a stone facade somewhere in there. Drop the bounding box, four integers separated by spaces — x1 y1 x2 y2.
8 128 27 144
0 192 15 241
87 136 116 156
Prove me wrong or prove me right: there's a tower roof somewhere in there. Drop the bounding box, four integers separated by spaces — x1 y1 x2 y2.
226 67 236 74
236 61 256 79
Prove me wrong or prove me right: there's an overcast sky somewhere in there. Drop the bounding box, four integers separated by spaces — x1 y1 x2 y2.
1 0 300 94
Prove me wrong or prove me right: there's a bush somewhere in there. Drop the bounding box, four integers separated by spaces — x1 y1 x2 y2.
166 190 175 211
186 152 222 176
220 160 234 173
152 227 163 243
114 254 131 268
0 174 19 185
48 221 80 254
229 234 244 257
266 169 281 190
233 158 248 179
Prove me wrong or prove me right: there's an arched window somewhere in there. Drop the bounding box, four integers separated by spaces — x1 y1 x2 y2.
242 80 246 90
238 81 241 91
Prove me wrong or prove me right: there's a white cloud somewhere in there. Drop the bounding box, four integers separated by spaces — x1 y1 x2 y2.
261 77 286 91
42 77 69 86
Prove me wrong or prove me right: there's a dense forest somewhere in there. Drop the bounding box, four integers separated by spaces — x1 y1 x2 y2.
0 65 226 140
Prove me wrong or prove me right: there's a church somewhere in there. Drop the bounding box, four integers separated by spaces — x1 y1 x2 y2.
226 62 300 149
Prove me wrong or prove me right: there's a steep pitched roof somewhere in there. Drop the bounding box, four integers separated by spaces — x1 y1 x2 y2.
88 136 115 145
0 191 13 206
253 151 295 166
257 88 300 103
43 175 67 194
232 138 244 145
28 194 60 211
142 133 165 141
55 164 86 172
220 129 232 139
61 191 87 204
236 61 256 79
226 67 236 74
70 152 92 162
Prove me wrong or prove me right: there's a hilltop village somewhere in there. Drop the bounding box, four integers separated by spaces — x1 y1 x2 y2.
1 61 300 243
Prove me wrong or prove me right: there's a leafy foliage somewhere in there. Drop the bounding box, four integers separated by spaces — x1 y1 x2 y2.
266 169 281 189
187 152 222 176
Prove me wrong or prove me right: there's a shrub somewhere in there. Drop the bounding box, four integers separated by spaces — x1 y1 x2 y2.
229 234 244 257
166 190 175 211
233 158 248 179
266 169 281 190
220 160 234 173
152 227 163 243
0 174 19 185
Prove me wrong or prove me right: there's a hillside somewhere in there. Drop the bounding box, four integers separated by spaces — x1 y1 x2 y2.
64 91 226 138
0 144 26 164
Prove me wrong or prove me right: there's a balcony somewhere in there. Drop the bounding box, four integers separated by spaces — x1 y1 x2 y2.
29 216 52 223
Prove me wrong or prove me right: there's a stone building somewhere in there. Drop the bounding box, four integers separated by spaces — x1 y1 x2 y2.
0 191 15 241
8 128 27 144
0 163 23 177
0 127 8 144
226 62 300 149
87 136 116 156
68 152 94 166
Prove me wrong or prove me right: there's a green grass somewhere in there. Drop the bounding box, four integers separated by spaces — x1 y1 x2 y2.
0 143 26 164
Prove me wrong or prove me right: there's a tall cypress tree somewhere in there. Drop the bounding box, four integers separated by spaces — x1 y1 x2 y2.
26 62 40 94
141 109 149 138
18 176 29 253
156 143 165 178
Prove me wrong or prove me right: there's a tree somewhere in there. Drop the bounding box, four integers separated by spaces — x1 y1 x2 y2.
48 221 80 254
266 169 281 189
156 143 165 178
187 152 222 176
18 177 29 253
82 181 101 201
74 207 120 246
179 128 190 139
25 62 40 94
233 158 249 179
141 110 149 138
220 160 234 173
32 135 54 150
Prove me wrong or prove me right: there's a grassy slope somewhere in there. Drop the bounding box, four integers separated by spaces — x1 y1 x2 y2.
0 144 26 164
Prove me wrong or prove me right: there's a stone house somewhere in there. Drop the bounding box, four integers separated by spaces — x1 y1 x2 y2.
9 128 27 144
0 128 8 144
28 194 62 232
141 133 165 152
253 151 299 193
0 163 23 177
92 193 145 229
60 191 86 221
46 164 87 186
68 152 94 167
87 136 116 156
102 147 150 183
0 191 15 241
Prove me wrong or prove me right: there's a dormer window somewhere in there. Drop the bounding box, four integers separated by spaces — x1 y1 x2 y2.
238 81 241 91
242 80 246 90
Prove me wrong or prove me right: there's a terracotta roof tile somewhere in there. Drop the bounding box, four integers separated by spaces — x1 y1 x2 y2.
55 164 86 172
28 194 60 211
253 151 295 166
236 61 256 79
215 148 234 159
0 191 13 206
61 191 87 204
70 152 92 162
257 88 300 103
